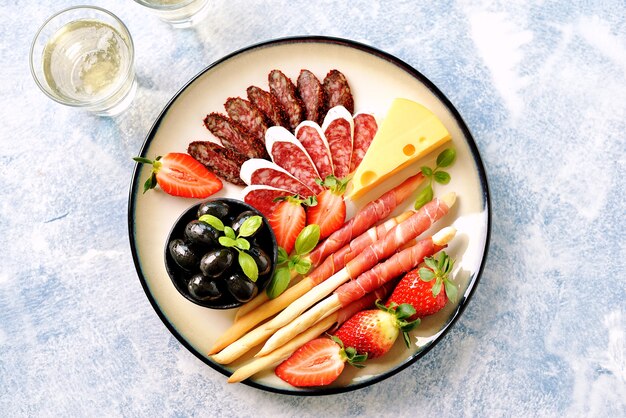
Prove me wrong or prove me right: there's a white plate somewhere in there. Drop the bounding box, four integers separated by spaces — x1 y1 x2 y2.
128 36 490 395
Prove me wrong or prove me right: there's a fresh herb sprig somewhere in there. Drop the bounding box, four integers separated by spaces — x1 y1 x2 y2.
419 251 457 303
266 224 321 299
414 148 457 209
199 214 263 282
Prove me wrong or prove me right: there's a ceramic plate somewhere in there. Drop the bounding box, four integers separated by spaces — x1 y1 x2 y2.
128 36 490 395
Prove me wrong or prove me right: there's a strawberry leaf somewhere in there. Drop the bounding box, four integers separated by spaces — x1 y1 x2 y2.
432 279 442 297
424 256 438 271
419 267 435 282
395 303 416 320
444 280 458 303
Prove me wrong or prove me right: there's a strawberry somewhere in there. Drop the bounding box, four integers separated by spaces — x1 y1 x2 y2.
333 301 419 359
387 251 457 319
306 175 348 239
268 196 315 254
275 337 366 387
133 153 222 198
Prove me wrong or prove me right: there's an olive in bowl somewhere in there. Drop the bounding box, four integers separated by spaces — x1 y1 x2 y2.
164 198 277 309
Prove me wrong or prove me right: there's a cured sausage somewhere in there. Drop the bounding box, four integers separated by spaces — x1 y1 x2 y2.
246 85 288 128
323 69 354 115
294 122 334 180
224 97 268 144
203 113 268 160
350 113 377 172
187 141 247 186
268 70 304 131
296 69 325 125
265 126 323 194
322 106 353 179
241 185 293 218
240 159 314 198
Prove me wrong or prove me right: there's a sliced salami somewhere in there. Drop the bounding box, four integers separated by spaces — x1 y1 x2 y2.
203 113 268 160
268 70 304 131
240 158 314 198
323 69 354 115
224 97 269 144
297 69 325 125
350 113 378 172
241 185 293 218
187 141 247 186
246 85 288 128
322 106 354 179
265 126 323 194
295 121 334 180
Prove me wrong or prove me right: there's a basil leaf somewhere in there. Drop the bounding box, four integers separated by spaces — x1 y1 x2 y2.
237 215 263 238
266 267 291 298
294 224 321 255
224 226 236 239
433 171 451 185
218 236 237 248
436 148 456 168
276 247 289 265
414 185 433 210
235 237 250 251
420 166 433 177
444 280 458 303
294 258 312 275
198 214 224 231
419 267 435 282
238 250 259 282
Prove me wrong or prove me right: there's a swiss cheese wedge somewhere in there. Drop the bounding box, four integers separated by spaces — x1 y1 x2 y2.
347 98 451 199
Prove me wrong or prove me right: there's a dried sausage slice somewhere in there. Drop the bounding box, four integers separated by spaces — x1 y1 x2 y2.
224 97 269 145
350 113 378 172
322 106 354 179
297 69 325 125
268 70 304 131
241 185 293 218
203 113 268 160
240 159 314 198
265 126 323 194
295 121 334 180
323 69 354 115
246 85 288 128
187 141 247 186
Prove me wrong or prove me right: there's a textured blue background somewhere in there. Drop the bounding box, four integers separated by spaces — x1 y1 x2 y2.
1 0 625 416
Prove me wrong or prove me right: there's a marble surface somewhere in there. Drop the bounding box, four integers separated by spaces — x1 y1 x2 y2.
1 0 624 416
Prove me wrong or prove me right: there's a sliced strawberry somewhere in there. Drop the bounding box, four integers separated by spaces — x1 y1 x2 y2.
268 196 312 254
275 337 365 387
306 175 348 239
133 153 222 198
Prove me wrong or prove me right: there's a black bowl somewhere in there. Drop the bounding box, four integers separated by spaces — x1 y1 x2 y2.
164 198 278 309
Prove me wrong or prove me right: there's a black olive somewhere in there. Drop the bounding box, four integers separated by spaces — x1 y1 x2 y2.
187 274 222 301
184 220 220 246
169 239 200 271
197 200 230 219
200 248 235 278
231 210 261 237
225 273 258 303
248 246 272 276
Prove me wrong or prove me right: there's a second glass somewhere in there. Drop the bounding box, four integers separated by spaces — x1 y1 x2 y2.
133 0 210 28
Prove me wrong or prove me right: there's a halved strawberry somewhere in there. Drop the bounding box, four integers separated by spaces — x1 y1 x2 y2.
387 252 457 320
133 153 222 198
275 337 366 387
306 175 348 239
333 301 419 358
268 196 314 254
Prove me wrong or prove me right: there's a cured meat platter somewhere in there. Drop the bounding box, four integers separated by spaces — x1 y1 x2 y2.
128 36 490 394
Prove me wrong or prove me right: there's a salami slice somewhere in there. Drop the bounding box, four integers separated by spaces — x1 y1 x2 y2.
241 185 293 218
322 106 354 179
295 121 334 180
224 97 269 144
246 85 288 128
297 69 325 125
187 141 247 186
350 113 378 172
265 126 323 194
323 69 354 115
240 158 314 198
204 113 268 160
268 70 304 131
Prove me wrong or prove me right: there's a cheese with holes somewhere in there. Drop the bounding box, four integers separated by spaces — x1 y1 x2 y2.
347 98 451 199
